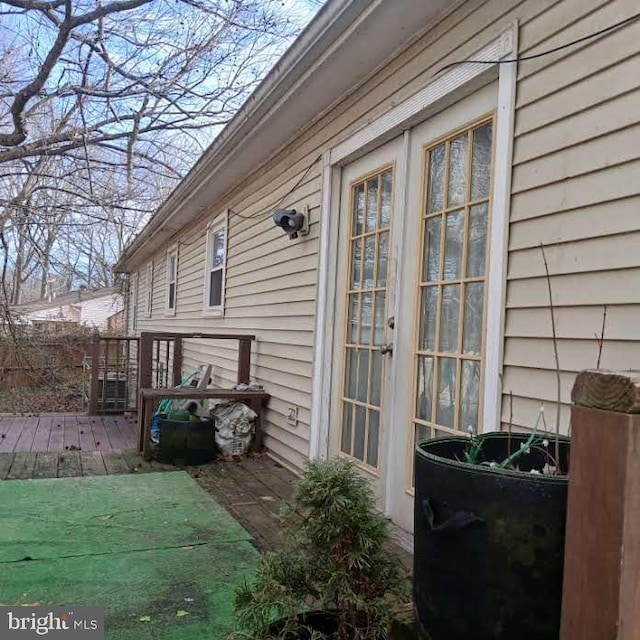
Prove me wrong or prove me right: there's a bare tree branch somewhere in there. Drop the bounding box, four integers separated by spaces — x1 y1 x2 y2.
0 0 315 304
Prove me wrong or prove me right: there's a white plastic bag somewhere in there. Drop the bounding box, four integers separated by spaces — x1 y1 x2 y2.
211 401 256 456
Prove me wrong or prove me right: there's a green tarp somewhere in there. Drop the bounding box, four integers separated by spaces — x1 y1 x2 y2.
0 472 257 639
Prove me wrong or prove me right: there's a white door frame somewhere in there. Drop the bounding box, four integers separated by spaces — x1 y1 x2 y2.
309 25 518 514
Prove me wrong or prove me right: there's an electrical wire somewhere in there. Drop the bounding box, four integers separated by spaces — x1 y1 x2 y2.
10 9 635 240
228 153 322 221
228 13 640 221
436 10 640 76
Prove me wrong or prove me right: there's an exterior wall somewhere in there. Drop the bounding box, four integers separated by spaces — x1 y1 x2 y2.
79 294 124 330
504 0 640 432
26 305 80 323
129 0 640 468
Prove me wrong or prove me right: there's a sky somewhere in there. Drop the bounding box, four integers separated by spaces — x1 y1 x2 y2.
0 0 328 298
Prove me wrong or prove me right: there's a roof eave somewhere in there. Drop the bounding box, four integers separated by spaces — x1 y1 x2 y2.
115 0 458 273
114 0 369 273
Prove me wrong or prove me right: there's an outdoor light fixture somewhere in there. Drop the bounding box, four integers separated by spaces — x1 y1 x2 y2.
272 207 308 239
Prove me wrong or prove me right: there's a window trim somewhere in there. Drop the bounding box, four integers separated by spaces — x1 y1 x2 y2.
165 244 178 316
146 261 153 318
203 211 229 316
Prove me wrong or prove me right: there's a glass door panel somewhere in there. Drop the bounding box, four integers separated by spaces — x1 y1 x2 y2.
341 167 393 470
413 120 494 449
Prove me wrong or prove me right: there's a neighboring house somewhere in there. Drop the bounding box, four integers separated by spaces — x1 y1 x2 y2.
115 0 640 537
12 287 124 331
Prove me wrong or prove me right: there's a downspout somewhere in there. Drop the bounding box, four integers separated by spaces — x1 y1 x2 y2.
123 273 132 337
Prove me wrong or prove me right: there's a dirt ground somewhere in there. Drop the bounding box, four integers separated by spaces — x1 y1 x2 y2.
0 384 84 415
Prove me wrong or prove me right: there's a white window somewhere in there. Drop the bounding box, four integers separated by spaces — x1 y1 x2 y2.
203 212 228 314
146 262 153 317
166 245 178 314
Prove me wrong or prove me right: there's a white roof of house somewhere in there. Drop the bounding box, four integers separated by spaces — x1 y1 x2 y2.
11 286 121 316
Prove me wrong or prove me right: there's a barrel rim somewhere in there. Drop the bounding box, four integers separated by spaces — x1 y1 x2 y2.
416 433 569 484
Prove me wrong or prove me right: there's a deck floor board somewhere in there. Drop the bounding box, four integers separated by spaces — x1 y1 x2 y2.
0 414 138 453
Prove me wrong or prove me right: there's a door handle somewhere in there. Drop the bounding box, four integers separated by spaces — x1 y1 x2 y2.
380 343 393 355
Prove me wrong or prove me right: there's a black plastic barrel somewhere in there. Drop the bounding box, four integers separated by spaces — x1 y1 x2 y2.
414 433 570 640
157 416 217 465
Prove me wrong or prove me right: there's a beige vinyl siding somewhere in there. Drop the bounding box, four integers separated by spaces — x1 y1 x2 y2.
128 0 640 467
505 0 640 433
133 203 320 469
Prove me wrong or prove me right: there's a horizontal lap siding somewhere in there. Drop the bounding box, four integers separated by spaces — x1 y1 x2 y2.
127 0 638 465
127 0 550 469
130 172 320 469
505 0 640 433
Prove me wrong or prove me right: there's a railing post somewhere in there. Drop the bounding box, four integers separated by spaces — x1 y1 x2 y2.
139 332 153 392
560 370 640 640
173 337 183 387
237 338 251 385
138 333 155 452
88 336 101 415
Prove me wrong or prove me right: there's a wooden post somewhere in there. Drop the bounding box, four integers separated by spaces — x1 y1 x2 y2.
173 337 183 387
88 337 101 415
561 370 640 640
138 332 154 452
138 332 153 391
139 393 160 459
237 338 251 385
125 338 132 410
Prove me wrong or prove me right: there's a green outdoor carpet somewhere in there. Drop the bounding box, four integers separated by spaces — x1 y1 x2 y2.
0 472 258 640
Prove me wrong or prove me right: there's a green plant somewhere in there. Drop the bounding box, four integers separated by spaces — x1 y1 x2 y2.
462 419 559 475
231 458 408 639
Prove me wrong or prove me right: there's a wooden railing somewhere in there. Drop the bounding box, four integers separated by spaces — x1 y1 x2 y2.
136 332 261 458
138 331 255 391
88 331 257 416
138 387 269 459
87 337 139 414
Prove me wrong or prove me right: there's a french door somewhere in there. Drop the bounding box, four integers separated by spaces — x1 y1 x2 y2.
330 83 497 532
329 137 405 503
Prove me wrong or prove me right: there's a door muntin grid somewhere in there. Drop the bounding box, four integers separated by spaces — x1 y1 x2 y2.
414 119 494 448
340 166 393 470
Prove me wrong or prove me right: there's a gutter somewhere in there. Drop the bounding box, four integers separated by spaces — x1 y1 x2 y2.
114 0 369 273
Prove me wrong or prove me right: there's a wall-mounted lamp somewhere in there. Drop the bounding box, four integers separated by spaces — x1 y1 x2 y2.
272 206 309 240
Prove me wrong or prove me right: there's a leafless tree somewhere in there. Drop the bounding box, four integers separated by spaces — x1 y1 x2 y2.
0 0 301 165
0 0 313 303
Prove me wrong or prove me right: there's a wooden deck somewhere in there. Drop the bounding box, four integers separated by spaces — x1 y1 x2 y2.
0 414 137 452
0 446 297 552
0 448 413 568
0 411 414 569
